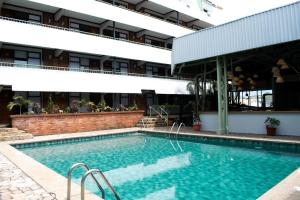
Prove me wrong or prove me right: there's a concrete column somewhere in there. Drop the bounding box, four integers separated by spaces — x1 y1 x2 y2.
216 56 229 134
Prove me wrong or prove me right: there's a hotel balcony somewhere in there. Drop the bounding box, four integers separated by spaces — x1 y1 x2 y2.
0 62 190 95
0 16 171 64
3 0 196 38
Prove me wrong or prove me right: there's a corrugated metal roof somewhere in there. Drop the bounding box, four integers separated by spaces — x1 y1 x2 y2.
172 1 300 70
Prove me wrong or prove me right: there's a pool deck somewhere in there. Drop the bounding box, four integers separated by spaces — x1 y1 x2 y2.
0 127 300 200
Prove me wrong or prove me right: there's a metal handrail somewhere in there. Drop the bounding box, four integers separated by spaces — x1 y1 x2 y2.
141 118 146 128
149 105 169 126
67 163 105 200
0 16 171 51
0 62 191 80
177 123 185 134
81 169 121 200
170 122 178 132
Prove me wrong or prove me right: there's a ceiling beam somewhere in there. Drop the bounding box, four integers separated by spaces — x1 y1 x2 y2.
54 49 63 57
136 0 148 11
136 29 147 38
99 20 111 33
54 9 64 21
163 10 176 20
137 61 145 67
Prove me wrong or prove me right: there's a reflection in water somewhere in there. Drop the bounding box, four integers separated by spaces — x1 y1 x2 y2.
136 186 176 200
78 152 191 189
105 152 191 186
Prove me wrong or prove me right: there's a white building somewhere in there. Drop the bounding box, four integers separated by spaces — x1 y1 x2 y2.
0 0 218 123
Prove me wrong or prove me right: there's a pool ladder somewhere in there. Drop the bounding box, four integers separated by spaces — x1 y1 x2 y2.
67 163 120 200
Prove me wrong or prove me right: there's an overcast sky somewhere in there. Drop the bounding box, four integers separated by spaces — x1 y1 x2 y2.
211 0 299 25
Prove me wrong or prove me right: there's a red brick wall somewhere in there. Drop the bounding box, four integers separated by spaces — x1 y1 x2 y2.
11 111 144 135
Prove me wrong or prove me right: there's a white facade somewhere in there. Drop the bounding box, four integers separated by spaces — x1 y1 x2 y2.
0 17 171 64
0 0 216 95
0 66 190 94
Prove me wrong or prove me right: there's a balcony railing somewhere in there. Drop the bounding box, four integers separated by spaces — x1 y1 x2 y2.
0 16 171 51
0 62 191 81
94 0 197 31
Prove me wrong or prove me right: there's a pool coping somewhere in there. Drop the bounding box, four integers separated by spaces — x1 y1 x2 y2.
1 127 300 200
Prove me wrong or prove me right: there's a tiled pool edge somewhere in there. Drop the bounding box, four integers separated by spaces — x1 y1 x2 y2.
2 127 300 200
0 143 101 200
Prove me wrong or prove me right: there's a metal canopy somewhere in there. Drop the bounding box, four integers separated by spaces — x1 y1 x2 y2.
172 1 300 72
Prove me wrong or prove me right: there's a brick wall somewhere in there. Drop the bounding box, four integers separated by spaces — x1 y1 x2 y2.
11 111 144 135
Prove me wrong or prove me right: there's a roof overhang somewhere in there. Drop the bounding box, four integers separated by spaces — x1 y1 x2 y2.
172 2 300 73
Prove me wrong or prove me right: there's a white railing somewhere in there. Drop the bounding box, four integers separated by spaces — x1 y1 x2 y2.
0 62 190 81
94 0 196 31
0 16 171 51
149 105 168 125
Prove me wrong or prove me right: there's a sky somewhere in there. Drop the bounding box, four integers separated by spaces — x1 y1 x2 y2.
210 0 299 25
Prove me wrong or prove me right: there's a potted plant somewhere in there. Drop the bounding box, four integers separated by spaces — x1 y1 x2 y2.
193 115 201 131
264 117 280 136
7 96 32 115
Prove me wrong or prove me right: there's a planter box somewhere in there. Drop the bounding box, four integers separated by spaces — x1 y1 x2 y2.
11 111 144 135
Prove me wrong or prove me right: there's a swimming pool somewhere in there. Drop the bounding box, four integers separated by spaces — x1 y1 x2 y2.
16 132 300 200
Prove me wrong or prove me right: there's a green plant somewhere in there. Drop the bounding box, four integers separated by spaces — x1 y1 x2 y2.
86 101 97 112
7 96 32 115
97 99 107 112
45 95 55 114
128 103 138 111
264 117 280 128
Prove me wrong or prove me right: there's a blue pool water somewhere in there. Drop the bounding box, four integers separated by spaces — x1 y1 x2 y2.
18 133 300 200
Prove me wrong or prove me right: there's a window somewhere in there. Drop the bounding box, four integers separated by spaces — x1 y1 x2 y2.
69 56 90 69
28 52 41 66
14 51 41 67
70 22 80 30
116 32 128 40
146 65 158 77
120 94 129 107
27 92 41 112
70 22 91 32
114 62 128 74
28 14 41 23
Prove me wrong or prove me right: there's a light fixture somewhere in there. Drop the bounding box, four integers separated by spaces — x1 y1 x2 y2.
227 71 234 80
239 74 245 79
247 77 252 81
272 66 280 73
239 79 244 84
237 86 243 91
233 77 239 82
276 76 284 83
250 86 255 90
253 74 258 78
273 70 281 78
277 59 289 69
235 66 242 72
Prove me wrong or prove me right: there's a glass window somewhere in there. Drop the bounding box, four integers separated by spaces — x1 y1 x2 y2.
120 94 129 106
69 56 80 69
119 62 128 74
28 14 41 23
70 22 80 30
15 51 27 59
28 52 41 67
80 58 90 69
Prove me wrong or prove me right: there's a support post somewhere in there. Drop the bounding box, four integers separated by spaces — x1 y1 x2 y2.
216 56 228 134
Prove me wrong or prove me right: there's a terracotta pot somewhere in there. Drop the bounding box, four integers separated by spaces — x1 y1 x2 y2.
266 127 276 136
193 124 201 131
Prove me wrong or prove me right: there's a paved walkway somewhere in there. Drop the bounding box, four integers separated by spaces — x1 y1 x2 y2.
0 153 54 200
